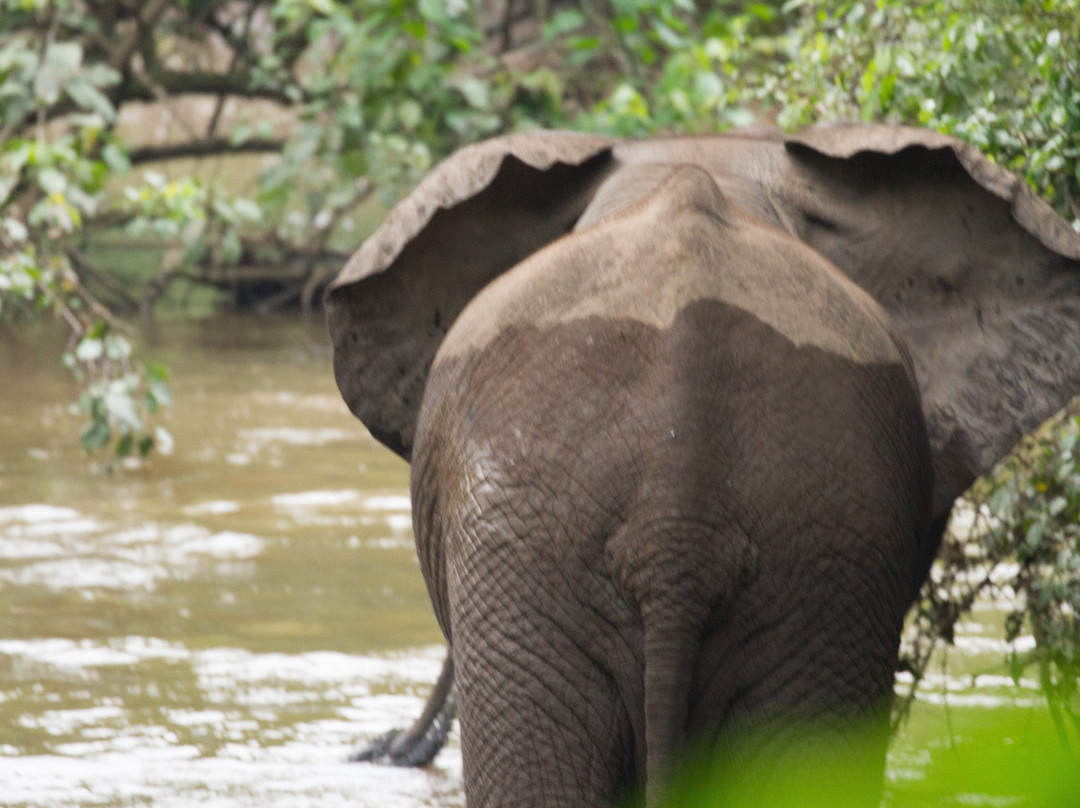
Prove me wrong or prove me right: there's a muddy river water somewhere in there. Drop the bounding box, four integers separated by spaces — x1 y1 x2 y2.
0 316 459 807
0 315 1057 806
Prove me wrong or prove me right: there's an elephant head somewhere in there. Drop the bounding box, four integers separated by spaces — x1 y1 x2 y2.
327 124 1080 525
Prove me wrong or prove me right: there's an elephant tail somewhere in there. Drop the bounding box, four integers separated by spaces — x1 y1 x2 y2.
641 609 699 807
608 520 747 803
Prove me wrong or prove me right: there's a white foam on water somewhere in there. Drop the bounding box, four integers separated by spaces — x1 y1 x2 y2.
0 557 168 590
360 496 411 512
0 505 81 524
0 515 266 592
896 670 1042 693
239 427 355 447
914 691 1044 709
193 645 443 690
0 505 102 540
183 501 241 516
265 491 411 541
0 642 463 808
970 673 1041 690
364 537 414 550
0 538 69 560
271 490 358 508
384 514 413 533
169 530 264 560
952 634 1036 655
167 709 236 730
0 749 464 807
254 391 353 414
0 637 190 669
22 705 124 736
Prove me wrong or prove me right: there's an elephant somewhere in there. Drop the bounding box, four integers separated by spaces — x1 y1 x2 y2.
326 124 1080 806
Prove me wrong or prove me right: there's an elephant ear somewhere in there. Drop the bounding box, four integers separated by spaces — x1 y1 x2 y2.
326 131 615 459
780 123 1080 519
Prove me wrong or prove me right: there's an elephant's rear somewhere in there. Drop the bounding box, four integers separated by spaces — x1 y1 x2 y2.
411 167 934 806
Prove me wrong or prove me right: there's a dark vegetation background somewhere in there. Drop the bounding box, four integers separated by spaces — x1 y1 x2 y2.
1 0 1078 763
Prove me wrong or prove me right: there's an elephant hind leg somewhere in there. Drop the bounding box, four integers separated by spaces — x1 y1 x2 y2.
450 561 638 807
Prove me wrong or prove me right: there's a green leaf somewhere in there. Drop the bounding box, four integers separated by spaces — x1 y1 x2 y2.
45 42 82 73
454 77 488 110
693 71 724 101
879 74 896 109
1009 649 1025 682
35 42 82 104
230 124 252 146
138 435 154 457
74 337 104 362
417 0 447 23
257 182 290 214
154 426 174 455
65 79 116 121
148 380 171 408
1036 586 1055 609
543 9 585 40
81 63 121 90
340 149 367 177
568 36 601 53
402 19 427 40
101 143 130 173
103 334 131 360
746 3 777 22
652 21 685 50
1026 520 1046 550
859 58 877 97
144 363 169 383
80 418 111 453
232 198 262 222
860 87 880 122
116 432 133 458
37 167 66 194
397 98 424 128
220 229 242 264
104 389 141 432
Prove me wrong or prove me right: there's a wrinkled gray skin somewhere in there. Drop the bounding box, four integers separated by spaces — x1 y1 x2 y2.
327 124 1080 806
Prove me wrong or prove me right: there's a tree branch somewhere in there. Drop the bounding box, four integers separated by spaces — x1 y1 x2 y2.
298 180 373 312
107 0 173 72
206 2 260 139
129 137 285 165
67 248 139 313
127 69 298 104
